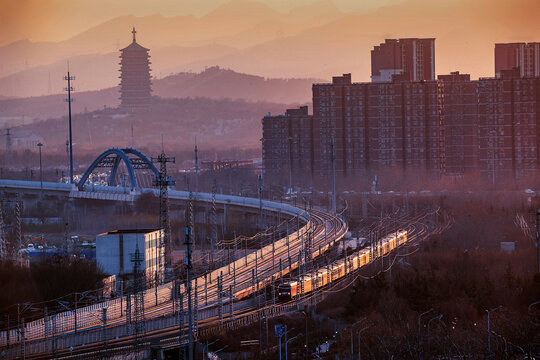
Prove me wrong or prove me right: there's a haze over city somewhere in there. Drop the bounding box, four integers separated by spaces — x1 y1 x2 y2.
0 0 539 359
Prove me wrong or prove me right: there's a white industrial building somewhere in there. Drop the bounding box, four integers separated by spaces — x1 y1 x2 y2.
96 229 164 281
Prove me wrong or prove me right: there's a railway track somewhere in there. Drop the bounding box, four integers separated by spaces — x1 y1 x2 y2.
2 203 450 359
27 207 449 360
0 202 347 358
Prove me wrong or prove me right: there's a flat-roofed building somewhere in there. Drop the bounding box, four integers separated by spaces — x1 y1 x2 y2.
262 106 314 188
371 38 435 82
495 42 540 78
96 228 164 282
437 72 479 176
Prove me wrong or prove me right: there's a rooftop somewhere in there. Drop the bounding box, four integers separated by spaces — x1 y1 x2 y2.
99 229 161 235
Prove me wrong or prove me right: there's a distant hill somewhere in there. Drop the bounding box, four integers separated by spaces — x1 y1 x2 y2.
153 66 318 104
0 66 315 122
0 0 343 80
0 45 239 98
13 97 290 155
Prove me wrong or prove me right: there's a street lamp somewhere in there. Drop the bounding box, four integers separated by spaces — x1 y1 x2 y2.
37 142 43 199
418 308 433 358
357 325 371 360
486 305 502 355
286 332 302 360
427 314 443 352
350 317 367 358
283 326 294 360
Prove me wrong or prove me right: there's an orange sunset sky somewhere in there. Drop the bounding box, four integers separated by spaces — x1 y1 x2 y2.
0 0 539 97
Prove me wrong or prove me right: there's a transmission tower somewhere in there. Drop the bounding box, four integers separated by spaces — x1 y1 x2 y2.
5 128 12 168
15 195 22 266
130 244 146 351
64 70 75 184
185 193 194 360
0 194 22 262
0 198 5 261
210 179 217 269
152 150 175 283
174 280 184 344
194 143 199 194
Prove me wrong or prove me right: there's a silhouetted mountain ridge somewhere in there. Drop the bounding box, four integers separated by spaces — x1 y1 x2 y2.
154 66 319 103
0 66 314 122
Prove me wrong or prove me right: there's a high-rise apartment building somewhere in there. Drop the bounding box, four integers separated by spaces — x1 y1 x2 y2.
262 106 314 187
437 72 479 175
312 74 368 179
262 40 540 188
311 74 441 181
371 38 435 82
477 69 540 183
495 42 540 78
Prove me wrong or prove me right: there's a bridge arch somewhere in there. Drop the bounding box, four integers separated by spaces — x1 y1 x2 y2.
78 148 160 189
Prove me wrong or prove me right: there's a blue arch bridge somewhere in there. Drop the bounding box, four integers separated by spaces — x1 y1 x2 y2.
78 147 160 190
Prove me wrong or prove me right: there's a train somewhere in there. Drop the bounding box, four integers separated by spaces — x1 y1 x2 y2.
275 230 407 302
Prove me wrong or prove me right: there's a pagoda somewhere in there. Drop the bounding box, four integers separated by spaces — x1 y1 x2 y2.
119 28 152 110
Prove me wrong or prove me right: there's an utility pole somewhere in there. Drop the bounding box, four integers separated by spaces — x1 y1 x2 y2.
330 137 336 214
15 196 22 266
218 272 223 323
152 149 175 282
194 142 199 194
5 129 12 168
101 307 108 349
258 174 263 231
185 195 194 360
65 140 69 182
64 70 75 184
130 244 145 351
211 180 217 269
37 143 43 200
0 197 6 261
130 123 134 148
194 278 198 334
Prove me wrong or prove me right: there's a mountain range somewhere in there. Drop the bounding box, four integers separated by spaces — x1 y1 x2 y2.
1 0 537 99
0 66 315 123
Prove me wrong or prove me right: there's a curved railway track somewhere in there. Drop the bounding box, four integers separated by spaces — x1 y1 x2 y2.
1 202 451 359
0 198 348 358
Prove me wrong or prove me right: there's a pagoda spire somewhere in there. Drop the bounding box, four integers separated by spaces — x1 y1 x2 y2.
132 27 137 43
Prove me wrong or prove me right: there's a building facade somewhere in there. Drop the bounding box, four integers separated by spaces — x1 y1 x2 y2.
262 41 540 187
96 229 164 282
495 42 540 78
477 70 540 182
311 74 441 178
119 28 152 110
371 38 435 82
437 72 479 175
262 106 313 188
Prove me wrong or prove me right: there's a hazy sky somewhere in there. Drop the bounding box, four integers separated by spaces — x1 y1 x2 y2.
1 0 538 87
0 0 403 45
